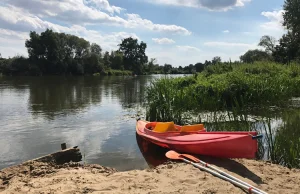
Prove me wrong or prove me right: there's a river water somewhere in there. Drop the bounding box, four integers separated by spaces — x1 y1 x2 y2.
0 75 186 171
1 75 299 170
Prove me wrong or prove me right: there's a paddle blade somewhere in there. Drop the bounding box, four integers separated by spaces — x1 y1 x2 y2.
165 150 181 160
181 154 201 163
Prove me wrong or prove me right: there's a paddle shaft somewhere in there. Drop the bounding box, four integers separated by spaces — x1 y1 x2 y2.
197 160 267 194
182 158 264 194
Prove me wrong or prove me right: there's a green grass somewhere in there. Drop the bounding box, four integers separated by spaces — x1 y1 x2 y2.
271 110 300 168
145 62 300 123
93 69 132 76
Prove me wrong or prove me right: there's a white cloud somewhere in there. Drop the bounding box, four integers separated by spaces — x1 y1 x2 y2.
2 0 127 26
84 0 125 14
259 10 286 39
0 28 28 40
1 0 190 35
148 0 251 11
204 41 255 48
223 30 230 33
176 45 201 52
0 5 79 33
125 14 191 35
0 29 29 57
152 38 175 44
260 10 284 31
236 0 251 7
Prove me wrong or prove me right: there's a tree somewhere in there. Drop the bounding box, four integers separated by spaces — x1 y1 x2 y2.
148 58 156 73
90 43 102 57
103 51 111 70
283 0 300 37
273 32 299 64
204 60 212 67
118 37 148 74
212 56 221 64
240 49 271 63
25 29 99 75
273 0 300 63
258 35 277 53
195 62 205 72
163 64 172 74
110 51 124 70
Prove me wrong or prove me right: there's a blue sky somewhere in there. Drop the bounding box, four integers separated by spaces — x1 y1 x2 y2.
0 0 286 67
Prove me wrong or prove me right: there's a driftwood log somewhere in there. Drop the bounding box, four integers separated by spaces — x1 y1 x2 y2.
29 146 82 165
24 144 82 165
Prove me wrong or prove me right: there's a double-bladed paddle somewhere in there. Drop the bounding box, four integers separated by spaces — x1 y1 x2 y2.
165 150 267 194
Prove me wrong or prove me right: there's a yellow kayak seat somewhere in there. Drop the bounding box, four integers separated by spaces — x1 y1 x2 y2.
153 122 178 133
181 124 204 132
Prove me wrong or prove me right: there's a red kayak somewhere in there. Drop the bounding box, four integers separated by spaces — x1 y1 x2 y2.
136 120 261 159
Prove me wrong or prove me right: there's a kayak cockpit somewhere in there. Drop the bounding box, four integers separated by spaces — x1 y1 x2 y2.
145 121 206 133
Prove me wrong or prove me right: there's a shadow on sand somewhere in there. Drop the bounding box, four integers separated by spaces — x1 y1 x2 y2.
136 133 264 184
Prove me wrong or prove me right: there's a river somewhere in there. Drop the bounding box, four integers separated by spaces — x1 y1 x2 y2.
0 75 299 170
0 75 186 171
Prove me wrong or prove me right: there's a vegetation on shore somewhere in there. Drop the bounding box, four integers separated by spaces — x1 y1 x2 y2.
145 62 300 123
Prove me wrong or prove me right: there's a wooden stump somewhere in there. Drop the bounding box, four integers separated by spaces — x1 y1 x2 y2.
26 146 82 165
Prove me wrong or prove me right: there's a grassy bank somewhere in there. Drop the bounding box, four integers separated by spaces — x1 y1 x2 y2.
145 62 300 123
93 69 133 76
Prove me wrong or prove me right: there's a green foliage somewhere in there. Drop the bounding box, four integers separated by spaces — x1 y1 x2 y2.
146 62 300 122
212 56 222 64
283 0 300 34
93 69 132 76
0 56 39 76
271 0 300 64
2 29 149 76
110 51 124 70
240 49 272 63
272 111 300 168
258 35 277 53
118 37 148 74
203 63 233 76
145 77 193 124
103 51 111 70
273 32 300 64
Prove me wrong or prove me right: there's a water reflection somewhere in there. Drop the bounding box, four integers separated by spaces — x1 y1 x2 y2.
0 75 186 170
28 76 103 119
135 133 169 168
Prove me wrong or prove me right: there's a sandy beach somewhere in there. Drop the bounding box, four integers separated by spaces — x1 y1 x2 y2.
1 157 299 194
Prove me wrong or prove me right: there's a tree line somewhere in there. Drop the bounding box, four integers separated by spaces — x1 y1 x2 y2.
1 0 299 76
0 29 150 76
0 28 223 76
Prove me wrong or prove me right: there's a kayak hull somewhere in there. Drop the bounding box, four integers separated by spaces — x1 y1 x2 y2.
136 120 259 159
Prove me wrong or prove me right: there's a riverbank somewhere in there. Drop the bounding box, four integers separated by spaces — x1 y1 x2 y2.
1 157 299 193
